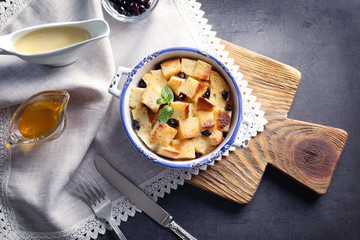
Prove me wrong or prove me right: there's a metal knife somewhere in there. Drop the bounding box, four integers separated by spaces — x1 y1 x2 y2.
94 155 197 240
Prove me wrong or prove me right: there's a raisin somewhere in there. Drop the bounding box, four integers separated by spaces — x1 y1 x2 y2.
222 132 228 138
178 72 185 78
175 93 186 101
222 90 229 101
138 79 147 88
201 130 212 137
167 118 179 128
195 152 202 158
225 104 232 111
132 120 140 130
202 89 210 99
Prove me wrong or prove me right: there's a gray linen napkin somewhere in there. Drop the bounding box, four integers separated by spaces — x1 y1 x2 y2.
0 0 197 235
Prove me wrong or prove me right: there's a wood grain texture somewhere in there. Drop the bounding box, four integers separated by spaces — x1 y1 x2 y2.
187 40 348 203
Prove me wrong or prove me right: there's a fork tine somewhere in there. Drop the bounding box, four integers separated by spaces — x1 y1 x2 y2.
72 174 95 206
79 170 101 204
83 169 106 200
73 170 100 206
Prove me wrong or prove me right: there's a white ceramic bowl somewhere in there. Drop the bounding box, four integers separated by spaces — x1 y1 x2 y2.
109 47 250 169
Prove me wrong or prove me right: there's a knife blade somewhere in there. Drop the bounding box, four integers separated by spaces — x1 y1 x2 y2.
94 155 197 240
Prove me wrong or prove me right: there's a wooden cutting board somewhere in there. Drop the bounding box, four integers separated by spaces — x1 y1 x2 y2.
187 40 348 204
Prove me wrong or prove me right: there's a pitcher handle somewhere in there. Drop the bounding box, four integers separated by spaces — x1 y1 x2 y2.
108 66 132 98
233 118 252 148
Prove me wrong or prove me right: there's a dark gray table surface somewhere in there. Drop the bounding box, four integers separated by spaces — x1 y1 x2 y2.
101 0 360 239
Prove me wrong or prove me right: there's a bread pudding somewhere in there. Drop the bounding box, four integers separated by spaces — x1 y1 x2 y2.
129 58 232 160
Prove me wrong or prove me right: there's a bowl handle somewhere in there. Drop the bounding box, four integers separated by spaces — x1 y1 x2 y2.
232 118 252 148
108 66 132 98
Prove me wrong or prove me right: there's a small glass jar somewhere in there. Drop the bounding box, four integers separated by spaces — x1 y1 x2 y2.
101 0 159 22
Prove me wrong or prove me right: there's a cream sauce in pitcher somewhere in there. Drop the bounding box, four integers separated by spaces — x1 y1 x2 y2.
14 27 91 54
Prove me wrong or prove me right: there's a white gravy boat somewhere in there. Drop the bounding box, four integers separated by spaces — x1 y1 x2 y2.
0 19 110 66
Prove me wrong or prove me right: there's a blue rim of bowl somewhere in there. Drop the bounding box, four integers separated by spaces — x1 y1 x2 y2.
120 46 243 169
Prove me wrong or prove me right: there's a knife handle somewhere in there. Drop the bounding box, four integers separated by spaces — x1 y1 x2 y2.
169 220 197 240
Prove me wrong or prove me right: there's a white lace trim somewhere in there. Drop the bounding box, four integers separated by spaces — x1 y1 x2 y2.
0 0 267 239
0 0 33 31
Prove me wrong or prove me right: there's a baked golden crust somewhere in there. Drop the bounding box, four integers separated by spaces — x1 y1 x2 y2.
196 97 215 111
160 58 181 79
214 109 231 131
170 102 191 119
193 60 212 80
151 122 177 147
179 77 207 102
177 117 201 139
141 85 162 112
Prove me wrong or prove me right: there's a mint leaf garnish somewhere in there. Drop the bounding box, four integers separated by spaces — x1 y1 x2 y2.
156 86 175 123
158 105 174 123
156 98 166 105
161 86 174 104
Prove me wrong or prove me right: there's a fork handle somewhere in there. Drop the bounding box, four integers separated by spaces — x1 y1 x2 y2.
169 220 197 240
109 218 127 240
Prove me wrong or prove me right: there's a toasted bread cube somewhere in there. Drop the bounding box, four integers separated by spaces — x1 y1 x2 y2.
191 136 211 154
189 103 196 117
209 129 224 146
156 145 180 159
197 110 215 130
223 111 232 132
137 131 158 151
196 97 215 111
129 87 145 109
209 70 230 108
160 58 181 79
177 117 201 139
179 77 207 102
210 70 229 91
151 122 177 147
141 85 162 112
181 58 197 76
142 70 167 88
200 80 210 88
148 109 160 127
167 76 185 96
131 106 152 132
193 60 212 80
172 139 196 159
170 102 191 119
214 109 231 131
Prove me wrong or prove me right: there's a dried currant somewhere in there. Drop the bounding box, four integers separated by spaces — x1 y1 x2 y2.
175 93 186 101
195 152 202 158
201 130 212 137
138 79 147 88
222 90 229 101
132 119 140 130
167 118 179 128
202 89 210 99
225 104 232 111
178 72 185 78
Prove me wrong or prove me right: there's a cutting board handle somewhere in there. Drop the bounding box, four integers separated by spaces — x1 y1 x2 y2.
265 118 348 194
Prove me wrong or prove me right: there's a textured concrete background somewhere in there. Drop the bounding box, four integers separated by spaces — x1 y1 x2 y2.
101 0 360 239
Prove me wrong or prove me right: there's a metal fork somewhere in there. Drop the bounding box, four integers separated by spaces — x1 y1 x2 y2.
73 169 127 240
